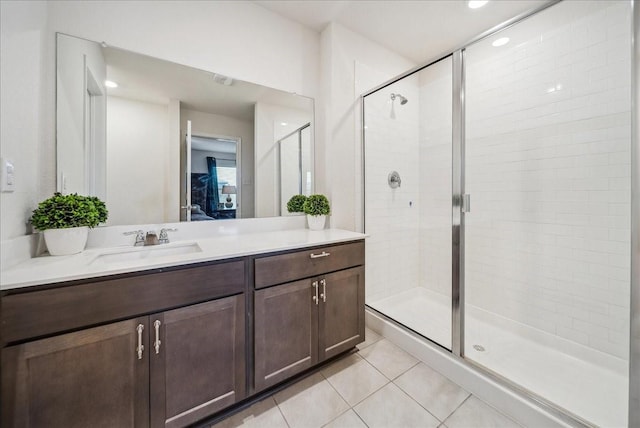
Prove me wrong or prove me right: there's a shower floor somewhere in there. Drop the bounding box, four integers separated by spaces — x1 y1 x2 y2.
369 287 628 428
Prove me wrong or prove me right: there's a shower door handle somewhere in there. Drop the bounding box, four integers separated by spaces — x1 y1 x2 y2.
461 194 471 213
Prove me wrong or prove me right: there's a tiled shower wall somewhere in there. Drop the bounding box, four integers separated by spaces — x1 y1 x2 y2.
464 0 631 359
364 76 421 303
418 59 453 298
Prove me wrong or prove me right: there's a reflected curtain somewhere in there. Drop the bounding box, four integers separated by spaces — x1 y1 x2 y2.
206 157 220 215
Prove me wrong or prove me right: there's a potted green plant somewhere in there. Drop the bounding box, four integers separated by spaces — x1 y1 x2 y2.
30 192 108 256
286 194 307 215
302 194 330 230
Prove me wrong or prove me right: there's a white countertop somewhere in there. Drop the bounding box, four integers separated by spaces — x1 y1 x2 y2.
0 229 366 291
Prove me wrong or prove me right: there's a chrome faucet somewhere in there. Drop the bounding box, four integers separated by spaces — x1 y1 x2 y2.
159 228 177 244
124 230 145 246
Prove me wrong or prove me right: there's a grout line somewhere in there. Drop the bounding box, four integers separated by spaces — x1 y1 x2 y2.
275 399 292 428
321 349 389 410
390 380 444 424
352 408 371 428
441 394 473 426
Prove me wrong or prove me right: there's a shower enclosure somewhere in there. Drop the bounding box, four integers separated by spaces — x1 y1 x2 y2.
363 1 635 426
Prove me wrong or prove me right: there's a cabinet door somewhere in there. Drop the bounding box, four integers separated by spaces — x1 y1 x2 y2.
254 279 318 391
1 317 149 428
319 266 365 361
150 295 245 428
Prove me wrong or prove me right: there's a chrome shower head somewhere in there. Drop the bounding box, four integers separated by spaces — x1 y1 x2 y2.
390 93 408 105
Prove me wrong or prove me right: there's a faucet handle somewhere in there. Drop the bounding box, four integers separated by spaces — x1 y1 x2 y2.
159 228 177 244
124 230 145 246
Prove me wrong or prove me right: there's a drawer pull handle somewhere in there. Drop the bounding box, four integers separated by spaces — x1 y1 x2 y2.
320 279 327 302
312 281 319 305
310 251 331 259
136 324 144 360
153 320 161 354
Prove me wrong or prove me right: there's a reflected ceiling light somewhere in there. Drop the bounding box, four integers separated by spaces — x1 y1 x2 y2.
105 80 118 88
468 1 489 9
546 83 563 94
492 37 510 47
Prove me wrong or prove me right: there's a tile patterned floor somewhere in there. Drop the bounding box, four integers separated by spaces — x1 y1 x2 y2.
212 328 523 428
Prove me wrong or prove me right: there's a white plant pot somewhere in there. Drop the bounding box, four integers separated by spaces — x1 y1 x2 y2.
43 226 89 256
307 214 326 231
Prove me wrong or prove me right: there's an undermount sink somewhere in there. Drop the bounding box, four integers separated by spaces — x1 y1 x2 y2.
91 242 202 265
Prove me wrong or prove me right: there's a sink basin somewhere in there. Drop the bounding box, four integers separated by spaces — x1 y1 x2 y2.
92 242 202 265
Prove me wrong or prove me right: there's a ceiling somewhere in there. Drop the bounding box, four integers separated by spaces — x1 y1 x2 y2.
254 0 552 63
103 45 313 121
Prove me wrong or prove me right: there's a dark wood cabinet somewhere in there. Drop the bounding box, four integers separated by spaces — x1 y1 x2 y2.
1 260 247 428
151 296 245 428
254 279 319 391
253 242 365 392
1 239 365 427
2 317 150 428
319 267 365 361
2 296 245 428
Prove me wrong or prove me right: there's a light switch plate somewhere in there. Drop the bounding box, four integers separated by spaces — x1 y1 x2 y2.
1 157 15 192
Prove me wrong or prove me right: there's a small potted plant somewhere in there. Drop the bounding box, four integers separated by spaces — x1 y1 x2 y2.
286 194 307 215
30 192 108 256
302 194 330 230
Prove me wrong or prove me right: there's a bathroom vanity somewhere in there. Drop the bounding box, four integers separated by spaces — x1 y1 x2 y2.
0 229 365 428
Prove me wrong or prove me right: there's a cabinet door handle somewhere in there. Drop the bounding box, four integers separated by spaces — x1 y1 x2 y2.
320 279 327 302
312 281 319 305
153 320 161 354
136 324 144 360
309 251 331 259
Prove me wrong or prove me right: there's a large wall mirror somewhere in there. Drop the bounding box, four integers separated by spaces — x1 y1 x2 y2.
56 33 314 226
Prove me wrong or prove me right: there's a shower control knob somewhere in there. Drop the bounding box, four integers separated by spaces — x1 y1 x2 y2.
388 171 401 189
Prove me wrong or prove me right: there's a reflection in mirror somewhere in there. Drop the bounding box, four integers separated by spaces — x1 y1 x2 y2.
189 134 240 221
56 33 314 226
279 123 312 215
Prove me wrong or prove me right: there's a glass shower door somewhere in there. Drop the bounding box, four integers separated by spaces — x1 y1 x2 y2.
463 1 632 425
364 56 453 349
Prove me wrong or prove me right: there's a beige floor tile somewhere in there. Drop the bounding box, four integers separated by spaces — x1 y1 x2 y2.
395 363 470 421
211 397 288 428
443 396 522 428
322 409 368 428
321 353 389 406
357 339 418 380
357 327 382 350
274 373 350 428
354 383 440 428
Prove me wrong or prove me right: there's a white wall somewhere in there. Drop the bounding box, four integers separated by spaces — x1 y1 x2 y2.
1 0 320 241
464 0 632 359
0 1 52 240
106 96 170 226
181 108 253 218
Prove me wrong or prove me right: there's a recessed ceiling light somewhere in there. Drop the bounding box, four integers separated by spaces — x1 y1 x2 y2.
280 122 288 126
105 80 118 88
492 37 510 47
468 1 489 9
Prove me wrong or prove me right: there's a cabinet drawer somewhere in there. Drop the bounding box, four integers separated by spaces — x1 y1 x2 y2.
254 240 364 289
1 260 245 344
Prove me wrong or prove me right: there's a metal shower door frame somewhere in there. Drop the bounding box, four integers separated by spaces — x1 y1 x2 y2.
362 0 639 425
